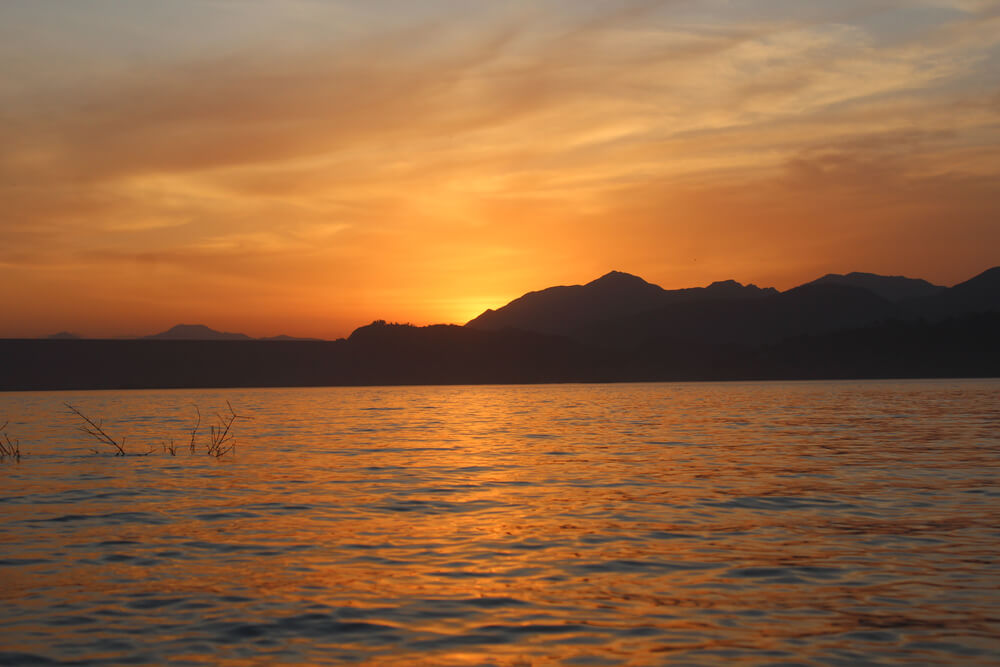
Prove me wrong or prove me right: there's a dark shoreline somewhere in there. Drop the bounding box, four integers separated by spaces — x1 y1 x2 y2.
3 313 998 392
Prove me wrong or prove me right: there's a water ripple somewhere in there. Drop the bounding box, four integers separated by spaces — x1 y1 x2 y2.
0 380 998 665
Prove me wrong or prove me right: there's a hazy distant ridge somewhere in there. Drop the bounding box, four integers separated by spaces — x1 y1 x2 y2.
142 324 319 341
145 324 253 341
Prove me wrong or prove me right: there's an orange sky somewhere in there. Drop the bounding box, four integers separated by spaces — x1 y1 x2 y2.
1 1 998 339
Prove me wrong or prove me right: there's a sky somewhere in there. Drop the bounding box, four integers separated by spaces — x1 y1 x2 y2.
1 0 998 339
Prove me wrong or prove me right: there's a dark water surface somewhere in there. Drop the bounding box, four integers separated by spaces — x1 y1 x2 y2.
1 380 998 665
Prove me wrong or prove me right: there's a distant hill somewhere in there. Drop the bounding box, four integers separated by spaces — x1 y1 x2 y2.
53 324 323 341
466 270 777 336
45 331 82 340
145 324 253 341
259 334 324 342
803 272 944 302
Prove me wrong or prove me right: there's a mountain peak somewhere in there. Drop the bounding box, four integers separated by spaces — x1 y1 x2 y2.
46 331 82 340
466 270 780 336
586 270 653 287
169 324 213 333
146 324 252 340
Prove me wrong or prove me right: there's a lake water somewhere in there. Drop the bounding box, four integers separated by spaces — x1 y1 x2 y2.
1 380 998 665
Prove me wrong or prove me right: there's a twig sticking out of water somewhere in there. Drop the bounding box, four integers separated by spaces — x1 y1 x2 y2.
66 403 127 456
63 402 244 458
65 404 155 456
189 405 201 454
0 421 20 462
207 401 243 457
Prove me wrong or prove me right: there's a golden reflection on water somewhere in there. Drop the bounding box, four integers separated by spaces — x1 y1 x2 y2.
0 380 998 665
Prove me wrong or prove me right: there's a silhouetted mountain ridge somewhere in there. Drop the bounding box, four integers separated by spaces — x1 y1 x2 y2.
583 283 898 348
912 266 1000 319
467 267 999 347
2 265 997 391
466 270 777 337
803 272 944 301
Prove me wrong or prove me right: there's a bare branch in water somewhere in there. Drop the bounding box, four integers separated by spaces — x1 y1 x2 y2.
65 403 126 456
0 422 20 462
60 402 244 458
189 406 201 454
207 401 245 457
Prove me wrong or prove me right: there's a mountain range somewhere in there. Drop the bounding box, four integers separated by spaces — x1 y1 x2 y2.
466 271 778 337
64 266 997 344
465 267 999 347
46 324 320 341
8 265 998 390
